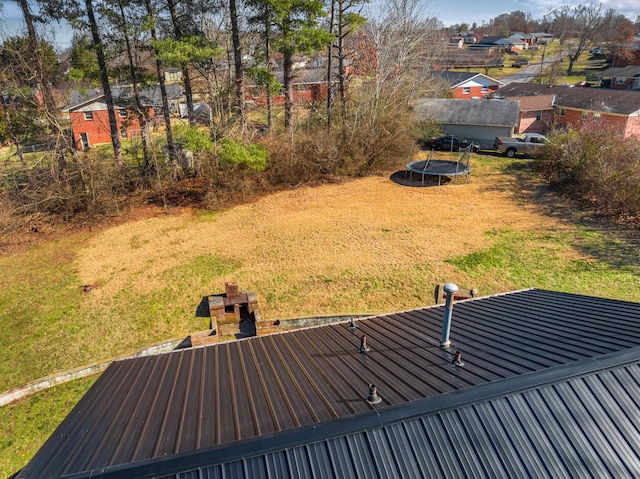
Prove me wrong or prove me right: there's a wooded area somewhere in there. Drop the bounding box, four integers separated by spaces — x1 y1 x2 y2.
1 0 639 228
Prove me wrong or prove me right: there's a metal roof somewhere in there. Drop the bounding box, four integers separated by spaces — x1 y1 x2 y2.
176 351 640 479
414 98 519 128
18 289 640 478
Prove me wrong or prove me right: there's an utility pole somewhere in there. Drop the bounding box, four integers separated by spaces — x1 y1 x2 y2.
539 43 547 84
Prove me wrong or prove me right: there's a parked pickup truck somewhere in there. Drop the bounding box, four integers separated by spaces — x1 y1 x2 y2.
494 133 548 158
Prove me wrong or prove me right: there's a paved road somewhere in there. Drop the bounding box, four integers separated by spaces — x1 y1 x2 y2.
500 52 566 85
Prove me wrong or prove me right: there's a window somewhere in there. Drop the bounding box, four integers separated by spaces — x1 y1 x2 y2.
481 86 488 94
593 112 601 121
83 111 93 120
120 127 127 139
581 111 589 120
615 78 626 85
555 107 565 117
118 109 127 118
535 111 541 121
463 87 470 95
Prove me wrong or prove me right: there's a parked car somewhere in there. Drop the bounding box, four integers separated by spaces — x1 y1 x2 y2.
506 50 519 55
512 58 530 68
575 81 592 87
431 135 480 152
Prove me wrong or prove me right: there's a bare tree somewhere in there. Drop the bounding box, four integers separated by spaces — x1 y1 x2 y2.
548 3 605 75
599 9 637 67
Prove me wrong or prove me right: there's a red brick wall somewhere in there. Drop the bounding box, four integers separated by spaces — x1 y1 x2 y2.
246 83 329 106
452 85 499 99
517 110 554 133
555 109 633 137
70 107 153 150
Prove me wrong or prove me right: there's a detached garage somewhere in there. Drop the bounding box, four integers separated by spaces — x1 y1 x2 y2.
414 98 519 149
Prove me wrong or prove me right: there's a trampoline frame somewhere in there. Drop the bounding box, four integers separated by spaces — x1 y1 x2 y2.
405 145 472 185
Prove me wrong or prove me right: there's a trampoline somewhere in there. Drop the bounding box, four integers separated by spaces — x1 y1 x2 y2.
406 145 472 185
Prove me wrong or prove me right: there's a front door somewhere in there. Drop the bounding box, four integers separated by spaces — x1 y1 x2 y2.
79 132 90 151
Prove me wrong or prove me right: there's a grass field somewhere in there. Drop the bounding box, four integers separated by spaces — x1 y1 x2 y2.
2 151 640 476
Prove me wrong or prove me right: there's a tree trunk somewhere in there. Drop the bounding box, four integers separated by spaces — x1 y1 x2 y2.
326 0 335 129
283 52 294 131
336 0 347 120
229 0 246 134
167 0 195 125
18 0 69 174
3 107 34 187
145 0 177 164
118 1 150 168
85 0 122 166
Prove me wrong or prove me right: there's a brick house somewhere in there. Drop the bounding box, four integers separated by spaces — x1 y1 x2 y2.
503 94 555 133
494 83 640 138
63 84 184 150
598 65 640 91
245 68 335 107
430 71 504 99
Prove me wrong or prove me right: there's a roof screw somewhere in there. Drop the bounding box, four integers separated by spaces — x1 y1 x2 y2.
349 317 358 330
366 384 382 405
452 350 465 367
359 335 370 353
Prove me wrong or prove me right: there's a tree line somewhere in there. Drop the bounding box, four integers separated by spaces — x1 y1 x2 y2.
0 0 638 227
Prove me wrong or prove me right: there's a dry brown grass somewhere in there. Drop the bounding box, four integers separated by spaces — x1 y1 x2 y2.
74 156 574 329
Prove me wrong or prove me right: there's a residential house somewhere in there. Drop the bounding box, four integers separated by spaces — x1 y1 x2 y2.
414 98 519 149
430 71 504 99
495 82 640 138
533 32 554 44
62 84 184 150
609 36 640 68
18 288 640 478
503 94 555 133
448 37 464 48
471 35 512 51
506 33 528 51
598 65 640 91
164 67 182 84
245 68 335 107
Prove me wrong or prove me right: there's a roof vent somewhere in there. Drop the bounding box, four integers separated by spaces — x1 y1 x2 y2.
366 384 382 405
359 335 370 353
440 282 458 348
452 350 464 367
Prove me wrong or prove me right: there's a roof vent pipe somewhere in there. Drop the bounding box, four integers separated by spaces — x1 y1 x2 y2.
440 283 458 348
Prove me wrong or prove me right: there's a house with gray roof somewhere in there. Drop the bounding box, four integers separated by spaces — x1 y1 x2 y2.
494 83 640 138
17 288 640 478
598 65 640 91
62 85 185 150
414 98 519 149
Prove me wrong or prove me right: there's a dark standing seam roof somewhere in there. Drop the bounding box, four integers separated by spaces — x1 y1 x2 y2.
179 357 640 479
18 289 640 478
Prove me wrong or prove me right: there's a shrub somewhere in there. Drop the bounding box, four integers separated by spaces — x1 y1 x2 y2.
217 138 269 171
536 125 640 218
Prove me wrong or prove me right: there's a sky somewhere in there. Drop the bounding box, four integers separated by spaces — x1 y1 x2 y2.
1 0 639 51
432 0 640 27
